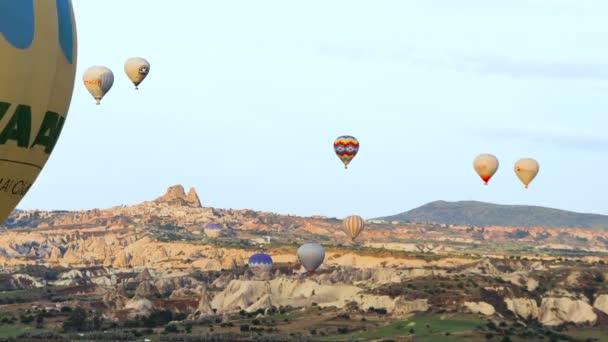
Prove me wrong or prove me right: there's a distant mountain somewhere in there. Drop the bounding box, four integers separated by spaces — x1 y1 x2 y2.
376 200 608 229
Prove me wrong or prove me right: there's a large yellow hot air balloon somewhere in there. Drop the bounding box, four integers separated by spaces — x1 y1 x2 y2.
343 215 365 240
0 1 78 225
473 154 499 185
83 66 113 105
124 57 150 90
514 158 539 188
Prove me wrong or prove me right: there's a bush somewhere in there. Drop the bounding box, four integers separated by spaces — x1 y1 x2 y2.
240 324 250 332
164 324 178 333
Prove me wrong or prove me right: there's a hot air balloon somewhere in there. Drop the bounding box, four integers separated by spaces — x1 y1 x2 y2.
248 253 273 275
124 57 150 90
343 215 365 240
297 243 325 275
334 135 359 169
0 1 77 225
514 158 539 189
83 66 113 105
204 223 222 238
473 154 499 185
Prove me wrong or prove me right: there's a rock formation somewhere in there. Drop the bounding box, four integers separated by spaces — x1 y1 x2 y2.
154 185 202 208
505 298 540 320
189 287 214 320
464 301 495 316
593 294 608 315
539 297 597 326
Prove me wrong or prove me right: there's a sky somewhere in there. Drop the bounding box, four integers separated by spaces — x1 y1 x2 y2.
16 0 608 219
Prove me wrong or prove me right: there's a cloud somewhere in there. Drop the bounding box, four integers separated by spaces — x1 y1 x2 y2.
315 44 608 80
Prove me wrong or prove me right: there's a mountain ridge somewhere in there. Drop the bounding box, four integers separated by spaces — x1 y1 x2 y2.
375 200 608 229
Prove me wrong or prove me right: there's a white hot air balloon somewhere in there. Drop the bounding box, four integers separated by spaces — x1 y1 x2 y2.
514 158 539 189
83 66 114 105
473 154 499 185
124 57 150 90
297 243 325 275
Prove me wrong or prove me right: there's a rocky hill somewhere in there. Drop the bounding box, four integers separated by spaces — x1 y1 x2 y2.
377 200 608 229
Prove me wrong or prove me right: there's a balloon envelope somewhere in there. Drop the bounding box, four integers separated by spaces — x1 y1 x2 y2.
473 154 499 185
334 135 359 169
514 158 539 188
343 215 365 240
248 253 273 274
83 66 113 105
297 243 325 274
0 1 78 224
203 223 222 238
124 57 150 90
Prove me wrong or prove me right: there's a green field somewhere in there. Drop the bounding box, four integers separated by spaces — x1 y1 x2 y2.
0 324 55 338
322 313 486 341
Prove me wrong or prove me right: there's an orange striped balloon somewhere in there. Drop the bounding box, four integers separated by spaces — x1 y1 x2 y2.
343 215 365 240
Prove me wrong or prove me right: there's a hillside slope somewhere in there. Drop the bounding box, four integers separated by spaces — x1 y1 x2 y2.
376 200 608 229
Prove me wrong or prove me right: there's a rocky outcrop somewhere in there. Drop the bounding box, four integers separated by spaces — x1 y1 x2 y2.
189 287 214 320
539 297 597 326
464 301 495 316
505 298 539 320
134 280 159 297
593 294 608 315
206 277 428 316
124 297 154 318
154 185 201 208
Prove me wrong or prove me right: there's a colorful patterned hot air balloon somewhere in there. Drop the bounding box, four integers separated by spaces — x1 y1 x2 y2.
473 154 499 185
297 243 325 275
248 253 273 275
343 215 365 240
334 135 359 169
514 158 539 189
0 1 78 225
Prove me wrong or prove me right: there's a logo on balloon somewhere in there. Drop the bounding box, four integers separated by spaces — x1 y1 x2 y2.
138 66 149 76
0 0 75 64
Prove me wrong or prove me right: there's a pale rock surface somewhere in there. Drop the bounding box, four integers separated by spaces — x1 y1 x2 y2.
464 301 495 316
539 297 597 326
505 298 539 320
124 297 155 318
593 294 608 315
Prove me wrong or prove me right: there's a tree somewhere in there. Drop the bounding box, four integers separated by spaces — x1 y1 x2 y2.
63 307 88 332
35 315 44 329
92 311 103 330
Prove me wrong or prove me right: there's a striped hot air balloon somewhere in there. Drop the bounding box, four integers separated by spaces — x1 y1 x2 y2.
333 135 359 169
343 215 365 240
248 253 273 275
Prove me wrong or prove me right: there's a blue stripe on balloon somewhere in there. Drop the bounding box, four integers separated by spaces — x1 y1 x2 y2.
0 0 35 49
56 0 74 64
249 253 272 264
